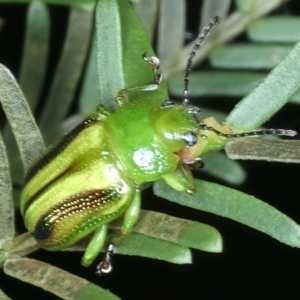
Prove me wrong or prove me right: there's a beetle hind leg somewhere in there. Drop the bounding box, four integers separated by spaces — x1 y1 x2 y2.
93 190 141 275
95 243 114 275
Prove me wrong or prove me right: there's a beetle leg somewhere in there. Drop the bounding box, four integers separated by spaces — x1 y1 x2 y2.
93 191 141 276
95 243 114 276
96 104 111 116
115 53 162 105
185 157 204 169
85 190 140 275
161 164 196 195
142 52 162 86
121 190 141 235
81 224 108 267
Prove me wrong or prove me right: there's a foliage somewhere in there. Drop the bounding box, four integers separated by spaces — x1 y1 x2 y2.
0 0 300 299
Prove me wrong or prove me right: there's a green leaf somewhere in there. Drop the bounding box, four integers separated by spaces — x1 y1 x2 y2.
226 40 300 130
75 283 120 300
0 252 10 269
38 8 93 139
168 71 266 97
0 0 96 11
95 0 168 112
108 210 222 259
4 258 120 300
2 3 49 182
78 32 100 116
0 64 45 174
248 17 300 43
0 134 14 243
167 0 283 77
290 88 300 104
69 210 221 264
0 288 10 300
132 0 158 42
154 179 300 247
200 0 230 30
210 44 292 69
115 232 192 264
157 0 185 73
130 210 222 253
19 0 50 112
234 0 256 14
225 139 300 163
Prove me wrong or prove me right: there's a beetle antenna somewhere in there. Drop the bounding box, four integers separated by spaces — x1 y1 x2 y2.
199 123 297 138
182 16 220 105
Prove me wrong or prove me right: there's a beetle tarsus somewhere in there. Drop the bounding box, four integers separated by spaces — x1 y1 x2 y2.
186 157 204 169
95 244 114 276
142 52 162 85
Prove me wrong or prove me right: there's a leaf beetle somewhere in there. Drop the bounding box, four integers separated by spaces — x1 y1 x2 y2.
20 16 296 275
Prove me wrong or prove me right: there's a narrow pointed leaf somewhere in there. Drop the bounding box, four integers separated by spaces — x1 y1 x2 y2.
226 139 300 163
0 134 14 244
0 64 45 173
200 0 230 30
234 0 256 13
0 0 96 11
69 210 222 263
154 179 300 247
115 233 192 264
226 40 300 130
133 0 158 42
0 289 10 300
4 258 120 300
78 32 99 116
169 0 282 76
168 71 266 97
18 1 50 112
158 0 185 73
210 44 292 69
112 210 222 253
38 8 93 138
248 17 300 42
2 2 50 181
95 0 168 112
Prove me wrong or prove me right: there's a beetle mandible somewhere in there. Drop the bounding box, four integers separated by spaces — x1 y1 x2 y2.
20 16 296 275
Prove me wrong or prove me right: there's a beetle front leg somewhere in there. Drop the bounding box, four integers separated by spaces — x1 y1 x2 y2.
162 164 196 195
116 54 162 105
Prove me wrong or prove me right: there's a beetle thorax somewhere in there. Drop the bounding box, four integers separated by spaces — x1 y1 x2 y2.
105 101 199 184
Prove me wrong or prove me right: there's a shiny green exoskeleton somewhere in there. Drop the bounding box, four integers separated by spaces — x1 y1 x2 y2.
20 17 296 275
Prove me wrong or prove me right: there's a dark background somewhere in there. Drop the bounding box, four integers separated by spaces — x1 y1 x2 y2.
1 1 300 299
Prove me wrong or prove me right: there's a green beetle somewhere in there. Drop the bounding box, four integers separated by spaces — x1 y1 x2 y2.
20 17 295 275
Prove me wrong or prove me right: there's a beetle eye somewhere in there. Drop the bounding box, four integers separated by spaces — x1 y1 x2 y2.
161 100 175 108
182 132 197 147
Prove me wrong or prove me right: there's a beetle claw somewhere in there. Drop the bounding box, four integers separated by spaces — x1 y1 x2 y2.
95 244 114 276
